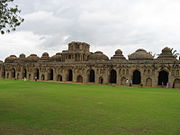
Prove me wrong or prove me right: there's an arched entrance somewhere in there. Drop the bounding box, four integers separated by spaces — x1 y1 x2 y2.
146 78 152 87
158 70 168 85
48 69 54 80
34 68 40 80
109 69 117 84
41 74 45 80
89 70 95 82
77 75 83 83
99 77 103 84
133 70 141 84
173 79 180 89
11 68 16 78
57 75 62 81
67 69 73 81
22 69 27 79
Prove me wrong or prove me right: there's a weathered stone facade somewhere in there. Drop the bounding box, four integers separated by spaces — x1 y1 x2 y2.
0 42 180 88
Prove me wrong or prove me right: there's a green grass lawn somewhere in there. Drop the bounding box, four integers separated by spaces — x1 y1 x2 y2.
0 79 180 135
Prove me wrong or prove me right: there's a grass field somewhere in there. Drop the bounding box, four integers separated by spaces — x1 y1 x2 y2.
0 79 180 135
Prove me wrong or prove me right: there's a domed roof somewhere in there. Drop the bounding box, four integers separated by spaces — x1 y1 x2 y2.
42 52 49 58
50 53 62 62
26 54 39 62
111 49 126 60
88 51 109 61
128 49 153 60
157 47 176 60
5 55 18 63
115 49 123 55
40 52 49 61
19 53 26 58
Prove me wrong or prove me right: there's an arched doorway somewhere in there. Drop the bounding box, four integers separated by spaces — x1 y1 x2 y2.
109 69 117 84
57 75 62 81
22 69 27 79
41 74 45 80
173 79 180 89
133 70 141 84
146 78 152 87
158 70 168 85
48 69 54 80
89 70 95 82
99 77 103 84
34 68 40 80
11 68 16 78
67 69 73 81
77 75 83 83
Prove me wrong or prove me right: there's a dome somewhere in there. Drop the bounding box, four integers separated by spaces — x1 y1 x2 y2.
5 55 17 63
41 52 49 58
128 49 153 60
157 47 176 60
50 53 62 62
88 51 109 61
40 52 49 61
19 53 26 58
111 49 126 60
26 54 39 62
115 49 123 55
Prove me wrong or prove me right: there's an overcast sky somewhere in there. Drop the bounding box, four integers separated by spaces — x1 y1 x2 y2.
0 0 180 60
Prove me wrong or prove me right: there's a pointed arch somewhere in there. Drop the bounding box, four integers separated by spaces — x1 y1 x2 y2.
146 78 152 87
48 69 54 80
88 69 95 82
158 70 168 85
11 68 16 78
109 69 117 84
77 75 83 83
173 79 180 89
67 69 73 81
99 77 103 84
133 70 141 84
57 74 62 81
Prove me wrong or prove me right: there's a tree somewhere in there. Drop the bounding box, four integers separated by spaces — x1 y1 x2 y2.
0 0 24 34
170 48 180 58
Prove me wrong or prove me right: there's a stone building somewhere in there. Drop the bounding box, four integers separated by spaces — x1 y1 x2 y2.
0 42 180 88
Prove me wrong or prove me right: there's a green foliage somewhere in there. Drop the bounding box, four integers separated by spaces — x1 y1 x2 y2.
0 79 180 135
0 0 24 34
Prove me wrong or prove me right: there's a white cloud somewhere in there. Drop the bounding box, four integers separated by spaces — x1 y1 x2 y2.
0 0 180 60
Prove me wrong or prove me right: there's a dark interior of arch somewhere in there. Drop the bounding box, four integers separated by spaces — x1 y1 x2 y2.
158 70 168 85
35 69 40 80
89 70 95 82
12 69 16 78
77 75 83 82
68 70 73 81
58 75 62 81
133 70 141 84
110 70 117 83
99 78 103 84
49 69 54 80
23 69 27 78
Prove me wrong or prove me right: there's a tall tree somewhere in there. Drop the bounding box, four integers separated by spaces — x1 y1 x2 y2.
0 0 24 34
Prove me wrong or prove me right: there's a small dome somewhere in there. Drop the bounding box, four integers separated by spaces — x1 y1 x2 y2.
19 53 26 58
5 55 17 63
115 49 122 55
26 54 39 62
88 51 109 61
128 49 153 60
157 47 176 60
111 49 126 61
50 53 62 62
41 52 49 58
